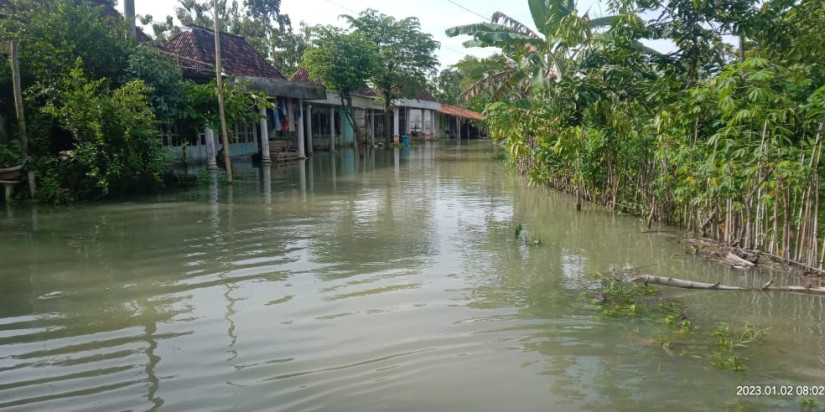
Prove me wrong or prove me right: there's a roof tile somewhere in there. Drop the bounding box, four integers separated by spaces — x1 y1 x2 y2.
162 26 285 79
438 104 483 121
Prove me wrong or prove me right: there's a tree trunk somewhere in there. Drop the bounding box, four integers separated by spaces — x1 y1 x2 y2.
340 93 360 157
213 0 232 183
383 92 392 144
738 32 745 63
631 275 825 296
10 40 35 198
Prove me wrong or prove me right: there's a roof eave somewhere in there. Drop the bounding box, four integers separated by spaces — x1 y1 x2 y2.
235 76 327 100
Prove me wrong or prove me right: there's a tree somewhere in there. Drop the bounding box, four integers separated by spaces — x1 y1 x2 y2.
124 46 186 124
445 1 596 95
0 0 135 86
431 69 462 105
271 21 310 76
40 60 165 199
303 26 378 151
445 0 656 101
342 9 439 143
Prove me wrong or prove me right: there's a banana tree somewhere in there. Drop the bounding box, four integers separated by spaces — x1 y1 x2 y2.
445 0 616 99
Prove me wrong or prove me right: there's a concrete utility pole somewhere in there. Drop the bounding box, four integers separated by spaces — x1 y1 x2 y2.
259 107 270 163
329 106 335 152
306 104 313 155
213 0 233 183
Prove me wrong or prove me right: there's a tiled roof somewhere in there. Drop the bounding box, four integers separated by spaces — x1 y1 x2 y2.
438 104 484 121
289 66 322 85
414 88 438 102
290 67 380 98
162 26 285 79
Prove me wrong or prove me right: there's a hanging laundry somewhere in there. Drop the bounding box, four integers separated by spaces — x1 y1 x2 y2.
271 104 280 133
272 97 289 132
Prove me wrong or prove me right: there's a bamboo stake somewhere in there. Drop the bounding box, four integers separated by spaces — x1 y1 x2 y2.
213 0 233 184
771 198 778 255
784 186 791 257
812 123 822 267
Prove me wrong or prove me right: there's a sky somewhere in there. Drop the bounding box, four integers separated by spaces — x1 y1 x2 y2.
117 0 610 71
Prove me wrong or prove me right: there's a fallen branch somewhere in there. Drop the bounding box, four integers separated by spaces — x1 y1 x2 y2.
631 275 825 296
724 252 755 268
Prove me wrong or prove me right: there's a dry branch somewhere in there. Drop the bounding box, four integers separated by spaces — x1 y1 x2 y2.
631 275 825 296
724 253 755 268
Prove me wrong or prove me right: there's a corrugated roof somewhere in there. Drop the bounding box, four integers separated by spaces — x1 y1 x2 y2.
438 104 483 121
162 26 285 79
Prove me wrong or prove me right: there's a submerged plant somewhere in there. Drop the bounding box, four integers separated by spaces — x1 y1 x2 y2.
710 322 767 372
583 272 767 371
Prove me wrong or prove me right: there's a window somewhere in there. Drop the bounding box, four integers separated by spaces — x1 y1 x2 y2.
234 122 256 144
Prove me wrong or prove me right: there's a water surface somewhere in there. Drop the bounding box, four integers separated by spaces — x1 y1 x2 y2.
1 142 823 411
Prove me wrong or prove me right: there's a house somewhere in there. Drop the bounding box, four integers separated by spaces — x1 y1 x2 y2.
288 66 386 150
161 27 484 165
289 66 486 148
436 104 485 140
161 26 325 165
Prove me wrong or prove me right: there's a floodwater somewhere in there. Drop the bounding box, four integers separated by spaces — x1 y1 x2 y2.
0 141 823 411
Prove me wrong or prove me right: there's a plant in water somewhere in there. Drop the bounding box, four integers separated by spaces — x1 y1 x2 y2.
710 322 767 372
583 272 767 371
799 398 820 412
587 272 664 317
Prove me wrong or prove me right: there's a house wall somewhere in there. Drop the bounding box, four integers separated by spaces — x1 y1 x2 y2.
163 122 259 162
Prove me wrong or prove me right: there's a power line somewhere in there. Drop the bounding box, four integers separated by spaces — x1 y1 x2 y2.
319 0 357 14
441 46 470 56
444 0 490 22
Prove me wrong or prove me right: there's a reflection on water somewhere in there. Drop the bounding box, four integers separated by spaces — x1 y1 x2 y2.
0 141 823 411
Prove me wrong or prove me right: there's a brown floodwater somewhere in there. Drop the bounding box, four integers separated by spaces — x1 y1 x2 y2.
0 141 823 411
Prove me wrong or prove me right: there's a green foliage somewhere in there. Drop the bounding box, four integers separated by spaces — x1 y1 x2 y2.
586 273 766 371
343 9 440 123
175 80 270 142
469 0 825 268
589 273 664 317
445 0 636 101
303 26 378 95
271 22 310 76
125 46 186 123
1 0 135 85
303 25 378 143
710 322 766 372
0 140 22 168
431 69 463 105
39 60 165 199
799 398 820 412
